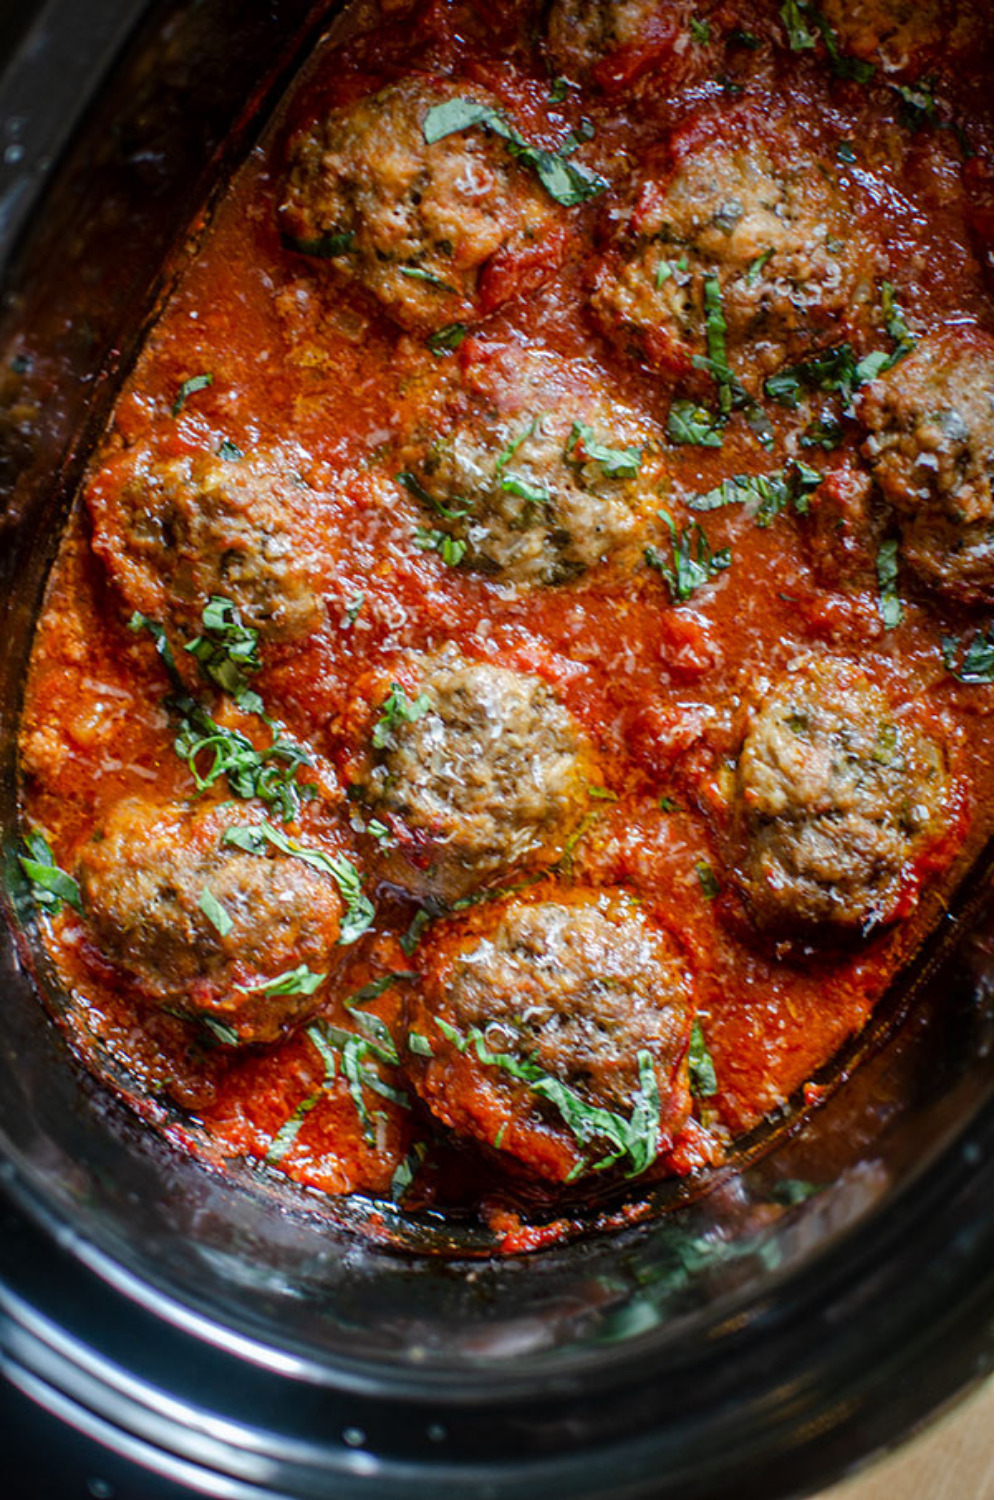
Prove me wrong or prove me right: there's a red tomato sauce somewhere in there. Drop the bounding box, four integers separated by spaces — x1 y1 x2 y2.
18 0 993 1249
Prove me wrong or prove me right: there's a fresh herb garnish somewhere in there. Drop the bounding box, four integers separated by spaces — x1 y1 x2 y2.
780 1 873 80
283 229 355 259
217 439 243 461
695 860 720 899
802 412 844 450
306 1017 411 1145
390 1140 428 1202
184 596 263 711
745 247 775 285
667 400 724 448
398 265 457 293
687 461 821 525
400 904 437 955
688 1019 718 1096
265 1091 323 1164
421 98 608 207
765 343 860 406
499 472 550 505
564 422 642 479
198 886 233 937
548 75 570 103
372 682 433 749
343 592 365 626
660 796 680 813
875 537 903 629
891 78 939 130
645 511 731 600
655 255 688 288
690 16 711 42
236 964 326 998
427 322 467 356
408 1031 434 1057
941 627 993 684
413 526 468 565
222 821 375 944
779 0 817 50
435 1019 661 1179
18 833 82 916
396 469 472 522
836 140 857 163
171 372 213 417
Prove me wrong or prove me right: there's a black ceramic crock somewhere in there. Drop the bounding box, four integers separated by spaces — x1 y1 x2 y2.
0 4 992 1497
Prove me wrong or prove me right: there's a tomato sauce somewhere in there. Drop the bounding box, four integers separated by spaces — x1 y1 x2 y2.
18 0 993 1247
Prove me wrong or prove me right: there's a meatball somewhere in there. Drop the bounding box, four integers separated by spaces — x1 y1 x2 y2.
858 329 993 608
590 126 874 389
546 0 699 90
352 651 594 900
733 658 950 935
279 76 560 332
78 800 346 1043
87 448 323 640
399 397 656 586
817 0 956 73
405 887 694 1183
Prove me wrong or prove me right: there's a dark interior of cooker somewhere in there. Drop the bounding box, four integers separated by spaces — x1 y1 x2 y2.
0 2 992 1495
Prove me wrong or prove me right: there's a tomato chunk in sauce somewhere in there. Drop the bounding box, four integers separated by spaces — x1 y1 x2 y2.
18 0 993 1247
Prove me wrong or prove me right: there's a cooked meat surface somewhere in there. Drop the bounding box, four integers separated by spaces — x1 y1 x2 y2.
279 76 560 331
545 0 701 88
398 396 656 585
353 650 594 899
858 329 994 608
87 449 323 640
77 800 345 1042
590 126 874 389
733 657 950 934
406 887 694 1181
817 0 953 71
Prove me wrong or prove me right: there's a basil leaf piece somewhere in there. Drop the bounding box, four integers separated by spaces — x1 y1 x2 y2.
237 965 326 998
390 1140 428 1202
18 833 83 916
198 886 233 937
645 512 731 601
171 372 213 417
398 265 457 293
690 17 711 42
667 400 723 447
372 682 433 749
941 627 993 684
688 1020 718 1097
282 229 355 259
499 473 550 505
265 1091 323 1164
221 821 375 945
875 537 903 629
427 322 467 355
421 98 608 207
422 98 497 143
184 595 262 708
687 462 821 524
408 1032 434 1057
396 469 472 521
565 421 643 479
413 526 468 565
780 0 818 50
696 861 720 899
217 440 243 461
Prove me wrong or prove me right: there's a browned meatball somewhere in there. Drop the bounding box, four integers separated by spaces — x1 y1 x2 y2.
78 800 347 1043
279 76 561 332
590 121 876 390
398 393 657 586
405 887 694 1183
733 658 950 935
817 0 969 73
350 650 595 900
546 0 709 90
87 448 324 640
858 328 993 608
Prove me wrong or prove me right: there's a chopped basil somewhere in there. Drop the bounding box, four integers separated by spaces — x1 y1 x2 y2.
171 372 213 417
237 965 326 998
366 817 393 846
836 140 857 163
687 461 821 525
400 904 436 955
408 1032 434 1057
421 98 608 207
587 785 618 801
390 1140 428 1202
282 229 355 259
660 796 680 813
941 627 993 684
548 76 570 103
779 0 817 51
221 821 375 944
780 0 873 80
427 322 467 355
745 248 774 285
875 537 903 629
265 1091 323 1164
343 592 365 626
198 886 233 937
645 511 731 601
18 833 82 916
891 78 939 130
306 1017 411 1144
435 1019 661 1179
655 255 688 289
690 17 711 42
764 342 860 406
396 469 472 522
217 439 243 461
413 526 468 565
688 1019 718 1096
696 861 720 899
565 422 642 479
499 472 550 505
398 265 457 293
803 412 844 450
184 595 262 711
372 682 433 749
667 400 723 448
200 1016 241 1047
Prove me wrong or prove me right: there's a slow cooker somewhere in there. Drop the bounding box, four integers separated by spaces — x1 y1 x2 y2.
0 3 992 1496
